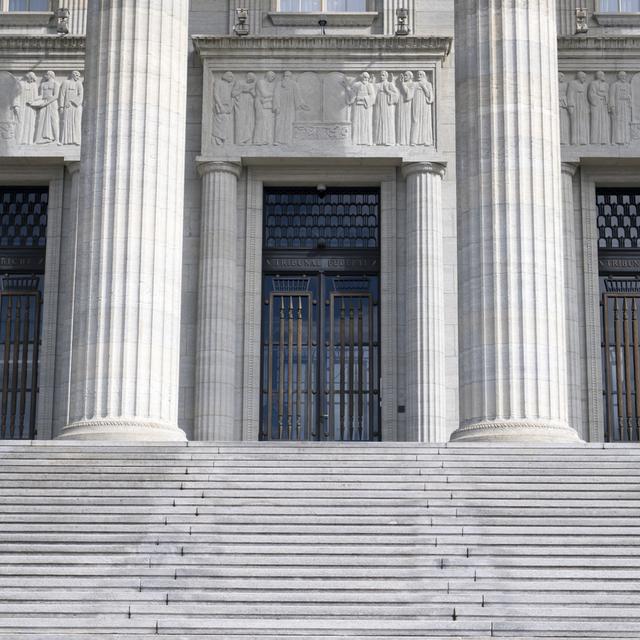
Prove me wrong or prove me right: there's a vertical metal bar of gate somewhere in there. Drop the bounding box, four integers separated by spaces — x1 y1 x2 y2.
602 292 640 441
0 289 41 440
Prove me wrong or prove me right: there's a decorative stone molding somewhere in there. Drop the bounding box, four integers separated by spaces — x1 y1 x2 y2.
401 161 446 179
593 13 640 27
197 160 243 178
450 421 582 443
193 36 453 56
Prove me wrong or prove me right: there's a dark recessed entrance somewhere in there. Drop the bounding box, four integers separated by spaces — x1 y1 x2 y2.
260 188 381 442
0 187 47 440
597 188 640 442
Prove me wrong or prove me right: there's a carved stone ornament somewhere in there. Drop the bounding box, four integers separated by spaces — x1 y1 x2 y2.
0 69 83 152
559 69 640 148
208 69 435 151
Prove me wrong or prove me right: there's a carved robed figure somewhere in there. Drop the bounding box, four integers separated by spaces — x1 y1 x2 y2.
273 71 309 145
213 71 234 145
589 71 610 145
411 70 434 146
373 71 399 145
610 71 632 145
344 72 375 146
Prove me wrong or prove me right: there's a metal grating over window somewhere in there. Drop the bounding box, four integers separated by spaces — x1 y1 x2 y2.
263 188 380 251
0 188 48 250
596 189 640 250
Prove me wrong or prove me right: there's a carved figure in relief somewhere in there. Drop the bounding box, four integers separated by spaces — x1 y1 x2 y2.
609 71 632 145
273 71 309 145
254 71 277 145
397 71 415 146
33 71 60 144
213 71 234 145
59 71 83 146
588 71 610 145
411 70 434 146
13 72 38 145
343 72 375 145
233 72 256 145
373 71 398 146
567 71 589 145
558 72 570 145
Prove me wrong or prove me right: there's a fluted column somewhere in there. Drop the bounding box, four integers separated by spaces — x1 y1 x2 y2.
403 162 446 442
562 162 583 434
451 0 580 442
65 0 87 35
59 0 188 441
194 161 242 441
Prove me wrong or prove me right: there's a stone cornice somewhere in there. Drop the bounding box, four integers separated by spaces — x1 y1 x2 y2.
193 35 452 58
0 34 85 51
558 35 640 53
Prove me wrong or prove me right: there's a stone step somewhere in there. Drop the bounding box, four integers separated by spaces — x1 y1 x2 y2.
0 442 638 638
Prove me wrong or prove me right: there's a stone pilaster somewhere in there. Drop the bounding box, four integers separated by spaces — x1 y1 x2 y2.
59 0 188 441
451 0 580 442
194 161 242 441
402 162 446 442
562 162 583 435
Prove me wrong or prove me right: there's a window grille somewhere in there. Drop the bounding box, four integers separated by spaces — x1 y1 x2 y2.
596 189 640 250
264 188 380 250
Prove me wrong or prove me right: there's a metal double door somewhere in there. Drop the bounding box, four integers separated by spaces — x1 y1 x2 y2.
260 272 380 441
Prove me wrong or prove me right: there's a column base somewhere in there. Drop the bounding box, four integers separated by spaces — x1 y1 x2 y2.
450 420 582 443
57 418 187 442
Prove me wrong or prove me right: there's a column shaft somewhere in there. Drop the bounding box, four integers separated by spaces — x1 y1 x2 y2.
562 163 583 434
403 162 446 442
60 0 188 441
194 162 241 441
452 0 580 442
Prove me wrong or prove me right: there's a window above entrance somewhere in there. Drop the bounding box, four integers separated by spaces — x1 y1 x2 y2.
264 188 380 250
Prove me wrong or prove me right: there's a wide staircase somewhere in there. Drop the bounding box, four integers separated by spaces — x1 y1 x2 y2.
0 442 639 639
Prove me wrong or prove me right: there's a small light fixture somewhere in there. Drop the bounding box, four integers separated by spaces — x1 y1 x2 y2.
575 8 588 34
55 7 70 36
318 15 327 36
395 7 409 36
234 8 249 36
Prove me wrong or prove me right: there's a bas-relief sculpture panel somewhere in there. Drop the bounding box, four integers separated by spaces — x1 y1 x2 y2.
559 70 640 148
208 69 436 153
0 70 83 151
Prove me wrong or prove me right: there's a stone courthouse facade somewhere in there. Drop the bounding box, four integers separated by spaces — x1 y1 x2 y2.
1 0 640 447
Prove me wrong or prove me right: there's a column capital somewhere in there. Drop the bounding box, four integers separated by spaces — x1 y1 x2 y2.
197 160 242 179
65 161 81 176
401 161 446 180
561 162 580 177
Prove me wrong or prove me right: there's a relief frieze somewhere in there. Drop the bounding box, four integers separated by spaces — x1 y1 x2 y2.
208 69 435 151
559 70 640 148
0 69 83 151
